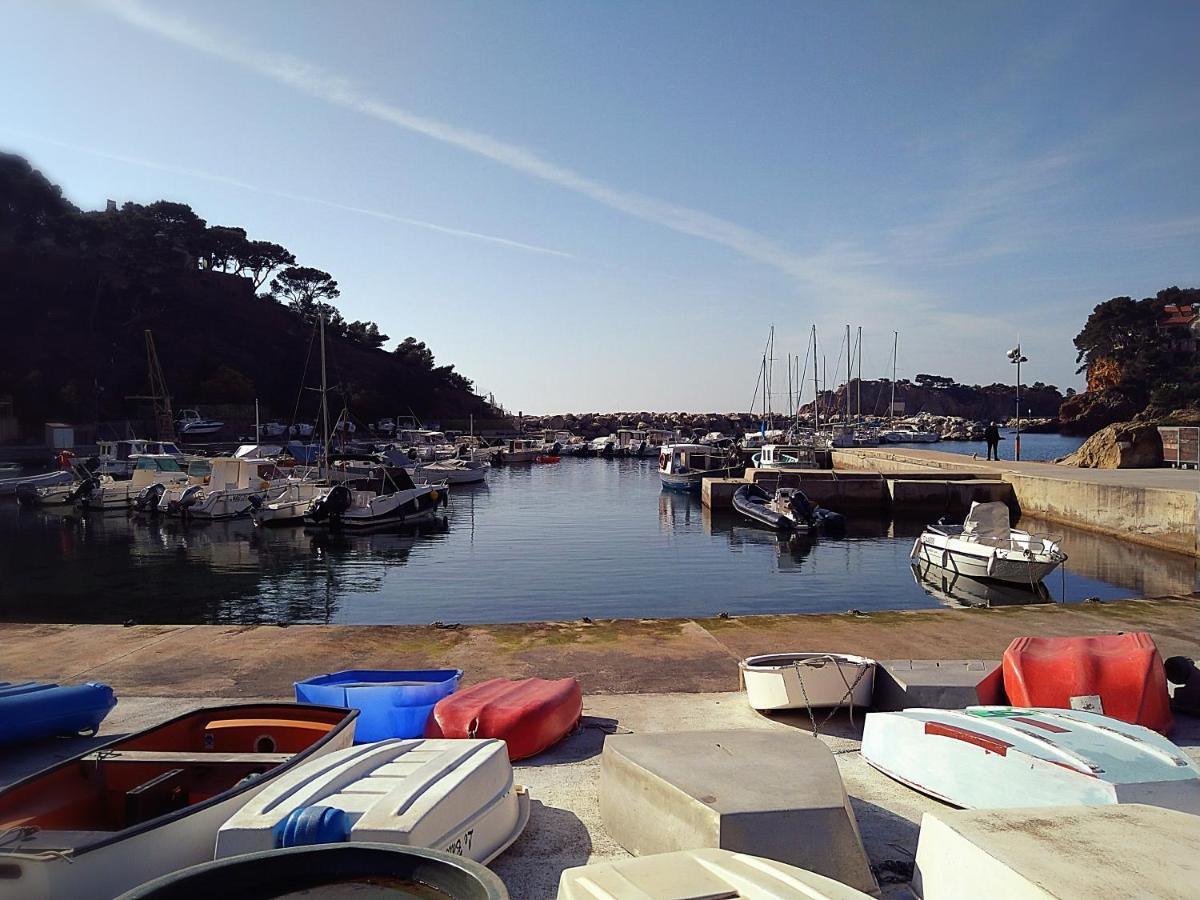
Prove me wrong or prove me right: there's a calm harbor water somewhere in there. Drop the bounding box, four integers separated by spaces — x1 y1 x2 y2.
0 433 1193 625
884 429 1084 461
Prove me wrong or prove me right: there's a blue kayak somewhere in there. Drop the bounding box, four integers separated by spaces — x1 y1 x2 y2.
0 681 117 744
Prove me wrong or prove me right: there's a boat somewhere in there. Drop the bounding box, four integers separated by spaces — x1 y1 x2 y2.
215 738 529 863
732 484 845 534
557 848 874 899
176 409 225 437
879 424 940 443
534 454 561 464
305 474 446 530
0 468 74 498
161 457 293 519
119 844 508 899
78 455 189 512
751 443 818 471
412 457 488 485
860 706 1200 813
294 669 463 742
739 653 875 712
614 428 649 457
425 677 583 761
0 682 117 745
910 501 1066 584
1002 632 1173 734
250 480 329 526
0 703 357 899
657 444 742 492
495 438 542 464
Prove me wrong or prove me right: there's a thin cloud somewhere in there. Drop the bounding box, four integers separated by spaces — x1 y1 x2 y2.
13 133 576 259
95 0 919 306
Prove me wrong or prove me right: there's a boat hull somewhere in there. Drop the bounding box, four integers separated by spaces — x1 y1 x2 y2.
740 654 875 711
911 533 1063 584
426 677 582 761
659 466 740 492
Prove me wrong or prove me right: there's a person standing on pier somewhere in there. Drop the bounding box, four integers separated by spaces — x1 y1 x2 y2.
984 422 1001 460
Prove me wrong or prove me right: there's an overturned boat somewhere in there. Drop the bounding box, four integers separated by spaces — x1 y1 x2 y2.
910 501 1066 584
740 653 875 712
732 484 845 534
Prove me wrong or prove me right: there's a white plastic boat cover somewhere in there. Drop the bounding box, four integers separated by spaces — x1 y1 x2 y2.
962 501 1009 538
557 848 873 899
861 706 1200 813
216 738 529 864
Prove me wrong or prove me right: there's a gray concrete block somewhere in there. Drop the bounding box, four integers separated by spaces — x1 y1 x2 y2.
599 729 878 894
872 659 1003 711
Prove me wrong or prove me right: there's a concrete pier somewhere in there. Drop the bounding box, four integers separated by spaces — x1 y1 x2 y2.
833 447 1200 557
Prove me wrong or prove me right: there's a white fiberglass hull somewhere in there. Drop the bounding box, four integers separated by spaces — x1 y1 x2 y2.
498 449 540 463
740 653 875 711
911 532 1064 584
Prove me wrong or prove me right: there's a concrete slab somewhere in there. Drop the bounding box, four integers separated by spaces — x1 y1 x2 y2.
599 729 878 894
914 804 1200 900
872 659 1002 711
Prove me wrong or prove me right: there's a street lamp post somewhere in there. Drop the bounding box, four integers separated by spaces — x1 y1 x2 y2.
1007 345 1028 460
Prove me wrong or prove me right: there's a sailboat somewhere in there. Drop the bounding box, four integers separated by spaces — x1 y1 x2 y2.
878 331 939 443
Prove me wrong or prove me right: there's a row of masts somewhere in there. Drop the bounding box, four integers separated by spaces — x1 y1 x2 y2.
751 324 903 430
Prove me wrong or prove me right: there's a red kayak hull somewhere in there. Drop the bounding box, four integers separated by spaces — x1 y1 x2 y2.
1003 632 1173 734
425 677 582 760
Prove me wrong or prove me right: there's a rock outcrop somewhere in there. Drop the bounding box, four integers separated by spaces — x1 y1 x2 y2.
1057 389 1140 436
1056 421 1163 469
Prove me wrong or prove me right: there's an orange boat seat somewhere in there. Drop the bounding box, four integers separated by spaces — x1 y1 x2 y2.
203 718 334 753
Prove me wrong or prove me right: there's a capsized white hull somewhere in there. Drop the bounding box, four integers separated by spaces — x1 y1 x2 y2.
740 653 875 711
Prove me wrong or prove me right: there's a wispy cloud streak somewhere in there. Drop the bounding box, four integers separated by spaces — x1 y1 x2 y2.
95 0 914 303
14 132 576 259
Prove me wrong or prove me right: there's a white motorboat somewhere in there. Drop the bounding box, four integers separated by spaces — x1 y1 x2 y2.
395 428 457 461
740 653 875 712
1 468 74 498
216 738 529 864
861 706 1200 813
557 848 873 899
176 408 225 437
751 443 819 470
496 438 542 464
588 434 616 455
79 455 189 512
251 480 329 525
163 457 293 519
413 458 487 485
910 501 1066 584
879 425 940 443
305 476 446 530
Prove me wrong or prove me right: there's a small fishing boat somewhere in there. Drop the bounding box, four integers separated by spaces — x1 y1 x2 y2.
79 455 189 512
305 476 445 530
751 443 818 470
250 480 329 525
0 682 117 745
412 457 488 484
732 484 845 533
161 457 293 519
740 653 875 712
425 677 583 761
658 444 741 492
495 438 541 464
861 706 1200 813
910 501 1066 584
558 849 874 899
216 738 529 863
0 703 357 899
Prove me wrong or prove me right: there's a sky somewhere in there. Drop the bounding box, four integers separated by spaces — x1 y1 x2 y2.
3 1 1198 413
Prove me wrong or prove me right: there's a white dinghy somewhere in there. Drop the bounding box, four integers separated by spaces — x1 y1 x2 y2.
739 653 875 712
861 706 1200 813
216 738 530 864
557 848 873 899
911 500 1066 584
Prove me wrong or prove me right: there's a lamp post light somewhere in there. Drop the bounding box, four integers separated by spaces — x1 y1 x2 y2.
1007 345 1028 460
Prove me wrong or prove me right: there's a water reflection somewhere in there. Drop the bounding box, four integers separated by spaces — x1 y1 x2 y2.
911 562 1054 608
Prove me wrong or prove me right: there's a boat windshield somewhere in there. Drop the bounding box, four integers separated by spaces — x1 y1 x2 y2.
136 456 184 473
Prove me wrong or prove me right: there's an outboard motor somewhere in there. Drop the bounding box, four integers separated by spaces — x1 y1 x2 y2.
134 482 166 514
67 476 99 508
247 493 265 510
785 489 816 525
175 484 204 517
308 484 353 523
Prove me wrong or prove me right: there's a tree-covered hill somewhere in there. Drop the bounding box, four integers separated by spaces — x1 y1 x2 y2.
0 154 495 432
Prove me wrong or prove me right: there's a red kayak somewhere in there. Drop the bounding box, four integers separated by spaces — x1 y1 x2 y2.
425 677 582 760
1003 632 1173 734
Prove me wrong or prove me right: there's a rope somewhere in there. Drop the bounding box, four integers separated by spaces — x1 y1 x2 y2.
792 656 871 737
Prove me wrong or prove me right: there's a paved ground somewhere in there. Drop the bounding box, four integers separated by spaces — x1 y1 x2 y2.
2 595 1198 697
4 691 1198 899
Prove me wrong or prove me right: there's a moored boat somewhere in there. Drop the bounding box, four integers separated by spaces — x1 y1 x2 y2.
861 706 1200 813
557 848 874 899
740 653 875 712
0 703 357 899
413 457 488 484
750 443 818 471
658 443 741 492
79 455 189 512
305 475 446 530
495 438 541 464
910 501 1066 584
732 484 845 534
215 738 529 863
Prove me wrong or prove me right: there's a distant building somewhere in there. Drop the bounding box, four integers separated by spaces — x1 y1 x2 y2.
44 422 75 450
1159 303 1199 353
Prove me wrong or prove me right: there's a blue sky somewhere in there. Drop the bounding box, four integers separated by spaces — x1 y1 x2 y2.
4 1 1198 412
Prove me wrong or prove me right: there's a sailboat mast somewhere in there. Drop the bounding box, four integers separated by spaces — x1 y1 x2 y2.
319 309 330 468
845 324 851 426
856 325 862 423
767 325 774 429
891 331 898 425
812 326 820 431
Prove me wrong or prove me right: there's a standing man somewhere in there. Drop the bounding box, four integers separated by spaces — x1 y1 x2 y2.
984 422 1001 461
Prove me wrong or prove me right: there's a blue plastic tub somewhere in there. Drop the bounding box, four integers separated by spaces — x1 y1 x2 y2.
294 669 462 742
0 681 118 745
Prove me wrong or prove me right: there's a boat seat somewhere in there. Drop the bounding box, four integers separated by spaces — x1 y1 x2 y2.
82 750 294 765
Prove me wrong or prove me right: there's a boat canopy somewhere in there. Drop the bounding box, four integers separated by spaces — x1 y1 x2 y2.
963 501 1010 538
210 457 283 489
